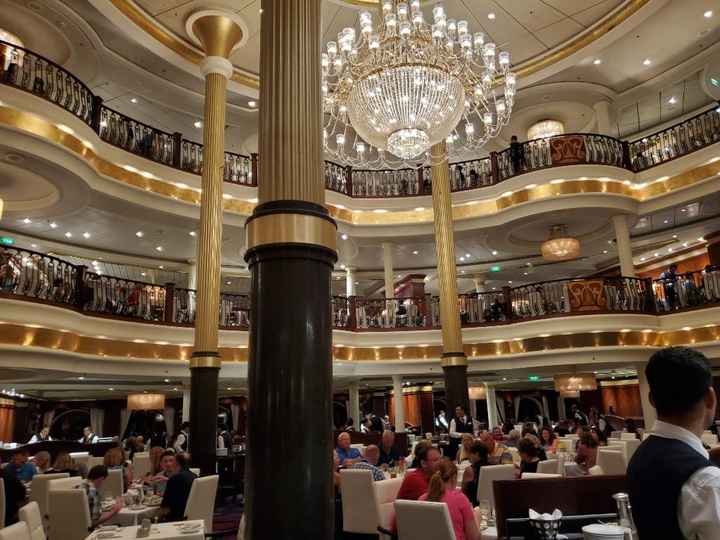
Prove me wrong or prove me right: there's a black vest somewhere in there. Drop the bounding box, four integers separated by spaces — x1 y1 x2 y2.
627 435 713 540
455 416 473 434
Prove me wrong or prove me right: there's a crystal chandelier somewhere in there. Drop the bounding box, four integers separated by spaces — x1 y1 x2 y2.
322 1 516 168
541 225 581 261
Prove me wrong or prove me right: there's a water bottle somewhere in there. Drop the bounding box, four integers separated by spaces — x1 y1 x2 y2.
612 492 637 540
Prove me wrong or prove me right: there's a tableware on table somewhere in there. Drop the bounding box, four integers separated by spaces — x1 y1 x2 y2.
529 508 563 540
582 523 626 540
95 532 121 539
130 503 146 510
477 499 490 529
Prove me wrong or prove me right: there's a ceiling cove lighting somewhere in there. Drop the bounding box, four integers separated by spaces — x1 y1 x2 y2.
322 1 515 167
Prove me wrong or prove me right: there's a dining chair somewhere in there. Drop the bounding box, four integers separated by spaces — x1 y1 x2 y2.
620 433 637 441
48 489 91 540
189 468 201 477
132 453 151 478
537 459 559 474
47 477 83 492
100 468 123 499
0 522 30 540
30 473 68 531
340 469 396 539
394 500 454 540
87 457 104 470
68 453 89 471
18 502 45 540
476 464 516 513
596 449 627 475
184 474 219 531
521 473 562 479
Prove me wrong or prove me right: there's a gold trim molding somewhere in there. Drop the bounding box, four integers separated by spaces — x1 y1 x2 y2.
0 104 718 228
107 0 648 90
246 213 338 251
0 322 719 363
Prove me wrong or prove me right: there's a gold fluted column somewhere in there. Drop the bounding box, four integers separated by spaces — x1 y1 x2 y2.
186 10 243 476
244 1 337 539
431 142 470 416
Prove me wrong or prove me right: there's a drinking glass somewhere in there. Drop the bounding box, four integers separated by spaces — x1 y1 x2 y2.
477 500 490 528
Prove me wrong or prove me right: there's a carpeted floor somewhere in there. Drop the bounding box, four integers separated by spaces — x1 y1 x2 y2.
212 497 244 539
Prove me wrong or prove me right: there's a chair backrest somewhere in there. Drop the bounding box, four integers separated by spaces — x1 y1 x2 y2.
394 500 455 540
477 464 516 512
30 473 69 526
48 477 83 492
0 478 6 530
537 459 559 474
133 453 151 478
620 432 637 441
701 433 718 446
0 522 30 540
87 457 104 470
18 502 45 540
607 440 629 461
521 473 561 479
184 474 218 530
189 468 201 477
623 439 641 460
68 454 89 469
597 449 627 475
374 476 403 531
339 469 380 534
610 431 623 439
100 468 123 499
48 489 91 540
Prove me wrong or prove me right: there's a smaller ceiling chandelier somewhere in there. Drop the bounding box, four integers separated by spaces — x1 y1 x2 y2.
527 119 564 141
322 1 516 169
541 225 580 261
554 373 598 393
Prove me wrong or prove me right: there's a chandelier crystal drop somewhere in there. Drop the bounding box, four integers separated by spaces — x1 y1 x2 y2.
322 1 516 168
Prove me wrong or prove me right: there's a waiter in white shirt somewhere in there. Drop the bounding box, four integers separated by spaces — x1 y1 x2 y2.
628 346 720 540
28 426 52 443
448 405 474 459
79 426 99 444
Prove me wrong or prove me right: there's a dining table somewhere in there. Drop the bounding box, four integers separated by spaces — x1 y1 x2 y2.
84 520 205 540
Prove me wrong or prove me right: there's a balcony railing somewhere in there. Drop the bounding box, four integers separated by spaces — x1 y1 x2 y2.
2 40 719 199
2 245 719 333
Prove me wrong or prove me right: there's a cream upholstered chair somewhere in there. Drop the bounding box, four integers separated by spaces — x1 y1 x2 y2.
100 468 124 499
374 476 402 533
701 431 718 446
68 453 89 470
588 465 604 476
340 469 382 536
620 432 637 441
521 473 562 479
48 489 91 540
87 456 104 470
184 474 218 531
0 522 30 540
18 502 45 540
189 468 201 477
477 464 515 513
596 449 627 475
47 477 83 492
30 473 68 530
394 500 455 540
132 452 151 478
537 459 559 474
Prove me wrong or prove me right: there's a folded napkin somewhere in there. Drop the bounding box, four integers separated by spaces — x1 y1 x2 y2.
529 508 563 521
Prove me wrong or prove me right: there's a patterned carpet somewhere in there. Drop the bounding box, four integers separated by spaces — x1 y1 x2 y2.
212 497 243 539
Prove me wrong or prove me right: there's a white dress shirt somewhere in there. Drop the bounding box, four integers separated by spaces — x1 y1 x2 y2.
650 420 720 540
449 415 470 439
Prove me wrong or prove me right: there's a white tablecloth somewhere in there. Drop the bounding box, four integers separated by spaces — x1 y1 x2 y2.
108 505 161 527
84 520 204 540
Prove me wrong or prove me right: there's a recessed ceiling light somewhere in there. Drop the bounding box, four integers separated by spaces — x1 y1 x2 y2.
507 280 512 284
642 58 651 66
248 101 257 108
130 97 138 103
459 256 465 261
49 222 58 229
654 252 660 257
226 281 231 285
108 387 114 391
341 233 348 240
136 231 144 237
189 231 197 237
92 260 99 265
663 219 669 224
412 250 419 255
140 272 146 277
593 59 602 65
64 232 72 238
603 250 608 254
78 376 85 380
487 12 495 19
30 244 37 248
699 237 705 242
340 264 346 270
156 246 163 252
83 232 91 239
668 96 677 105
704 10 713 18
668 247 673 252
640 257 646 262
683 242 689 247
373 209 387 213
492 250 498 256
414 207 425 211
158 265 164 269
22 218 32 224
193 121 202 129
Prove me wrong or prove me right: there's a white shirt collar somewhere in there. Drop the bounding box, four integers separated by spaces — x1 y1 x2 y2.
650 420 709 459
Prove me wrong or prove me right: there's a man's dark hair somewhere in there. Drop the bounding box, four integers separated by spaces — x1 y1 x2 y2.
161 450 176 460
517 437 538 458
175 452 190 469
646 347 712 417
456 405 465 413
88 465 108 481
469 441 488 464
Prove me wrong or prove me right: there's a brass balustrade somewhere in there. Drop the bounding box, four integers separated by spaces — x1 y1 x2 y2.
1 39 719 197
2 245 719 331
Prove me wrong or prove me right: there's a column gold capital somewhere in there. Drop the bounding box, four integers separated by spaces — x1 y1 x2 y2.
441 354 468 367
186 10 246 59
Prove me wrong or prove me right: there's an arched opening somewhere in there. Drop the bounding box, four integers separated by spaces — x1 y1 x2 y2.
0 29 24 71
50 408 90 440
